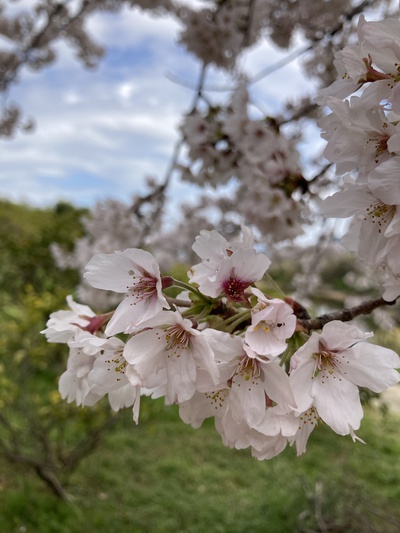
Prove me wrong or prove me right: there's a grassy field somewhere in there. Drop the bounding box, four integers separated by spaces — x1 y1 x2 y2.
1 397 400 533
1 200 400 533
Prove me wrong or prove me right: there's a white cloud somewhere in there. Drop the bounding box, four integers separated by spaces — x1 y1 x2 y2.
0 5 321 208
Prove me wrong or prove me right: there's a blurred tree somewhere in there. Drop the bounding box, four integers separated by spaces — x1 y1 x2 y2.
0 200 118 499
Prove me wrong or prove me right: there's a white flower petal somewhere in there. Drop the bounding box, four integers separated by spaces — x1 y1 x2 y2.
313 376 362 436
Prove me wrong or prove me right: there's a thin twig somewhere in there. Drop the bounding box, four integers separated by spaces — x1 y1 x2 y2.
134 63 209 247
249 0 378 86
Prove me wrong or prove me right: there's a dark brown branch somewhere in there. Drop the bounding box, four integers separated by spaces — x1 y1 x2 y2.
299 296 398 333
1 449 69 500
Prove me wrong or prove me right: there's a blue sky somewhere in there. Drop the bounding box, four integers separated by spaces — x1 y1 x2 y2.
0 4 319 209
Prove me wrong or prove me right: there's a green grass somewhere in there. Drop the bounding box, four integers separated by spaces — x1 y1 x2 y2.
1 398 400 533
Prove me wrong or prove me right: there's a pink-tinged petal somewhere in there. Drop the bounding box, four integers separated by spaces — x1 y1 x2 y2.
190 335 219 384
320 320 371 350
132 390 141 424
341 343 400 392
191 229 228 263
382 276 400 302
290 358 315 413
290 332 321 369
246 299 296 357
230 378 267 428
246 327 286 357
262 361 296 412
251 435 288 460
313 376 362 436
321 188 375 218
218 248 270 287
202 329 244 363
122 248 161 275
368 157 400 205
255 407 298 438
105 294 165 335
387 133 400 153
291 407 319 456
41 296 96 343
193 369 221 393
123 330 166 377
87 349 129 396
124 364 142 387
65 295 96 317
59 371 101 407
188 230 229 287
245 299 296 356
134 310 189 329
249 287 267 302
85 250 142 292
165 353 197 404
179 389 227 428
108 384 140 413
141 370 167 398
216 409 252 449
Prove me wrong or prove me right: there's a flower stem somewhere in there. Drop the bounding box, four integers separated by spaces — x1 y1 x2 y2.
214 309 251 333
171 279 213 303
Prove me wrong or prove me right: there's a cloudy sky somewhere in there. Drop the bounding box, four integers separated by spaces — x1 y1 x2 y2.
0 3 319 209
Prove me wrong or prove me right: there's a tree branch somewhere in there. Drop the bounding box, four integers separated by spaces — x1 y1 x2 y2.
249 0 378 86
298 296 398 333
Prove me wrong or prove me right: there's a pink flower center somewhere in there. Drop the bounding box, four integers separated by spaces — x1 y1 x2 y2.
313 348 338 379
129 270 158 300
312 340 350 382
164 324 191 356
221 273 249 302
361 56 392 83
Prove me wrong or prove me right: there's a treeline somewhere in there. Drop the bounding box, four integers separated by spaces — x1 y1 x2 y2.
0 199 116 499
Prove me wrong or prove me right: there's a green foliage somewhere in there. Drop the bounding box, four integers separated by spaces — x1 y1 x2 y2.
1 199 400 531
0 200 86 299
0 399 400 532
0 200 115 497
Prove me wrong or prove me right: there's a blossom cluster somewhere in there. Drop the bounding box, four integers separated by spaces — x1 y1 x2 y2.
319 16 400 302
180 85 307 242
42 227 400 460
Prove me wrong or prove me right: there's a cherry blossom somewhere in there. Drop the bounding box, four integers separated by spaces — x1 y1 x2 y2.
41 295 97 343
318 96 400 177
123 311 219 404
40 7 400 464
59 330 103 408
245 288 296 357
382 272 400 302
84 248 170 335
193 330 296 429
289 406 321 456
249 407 299 460
179 350 298 459
322 177 400 270
189 228 270 301
80 334 142 422
290 321 400 437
